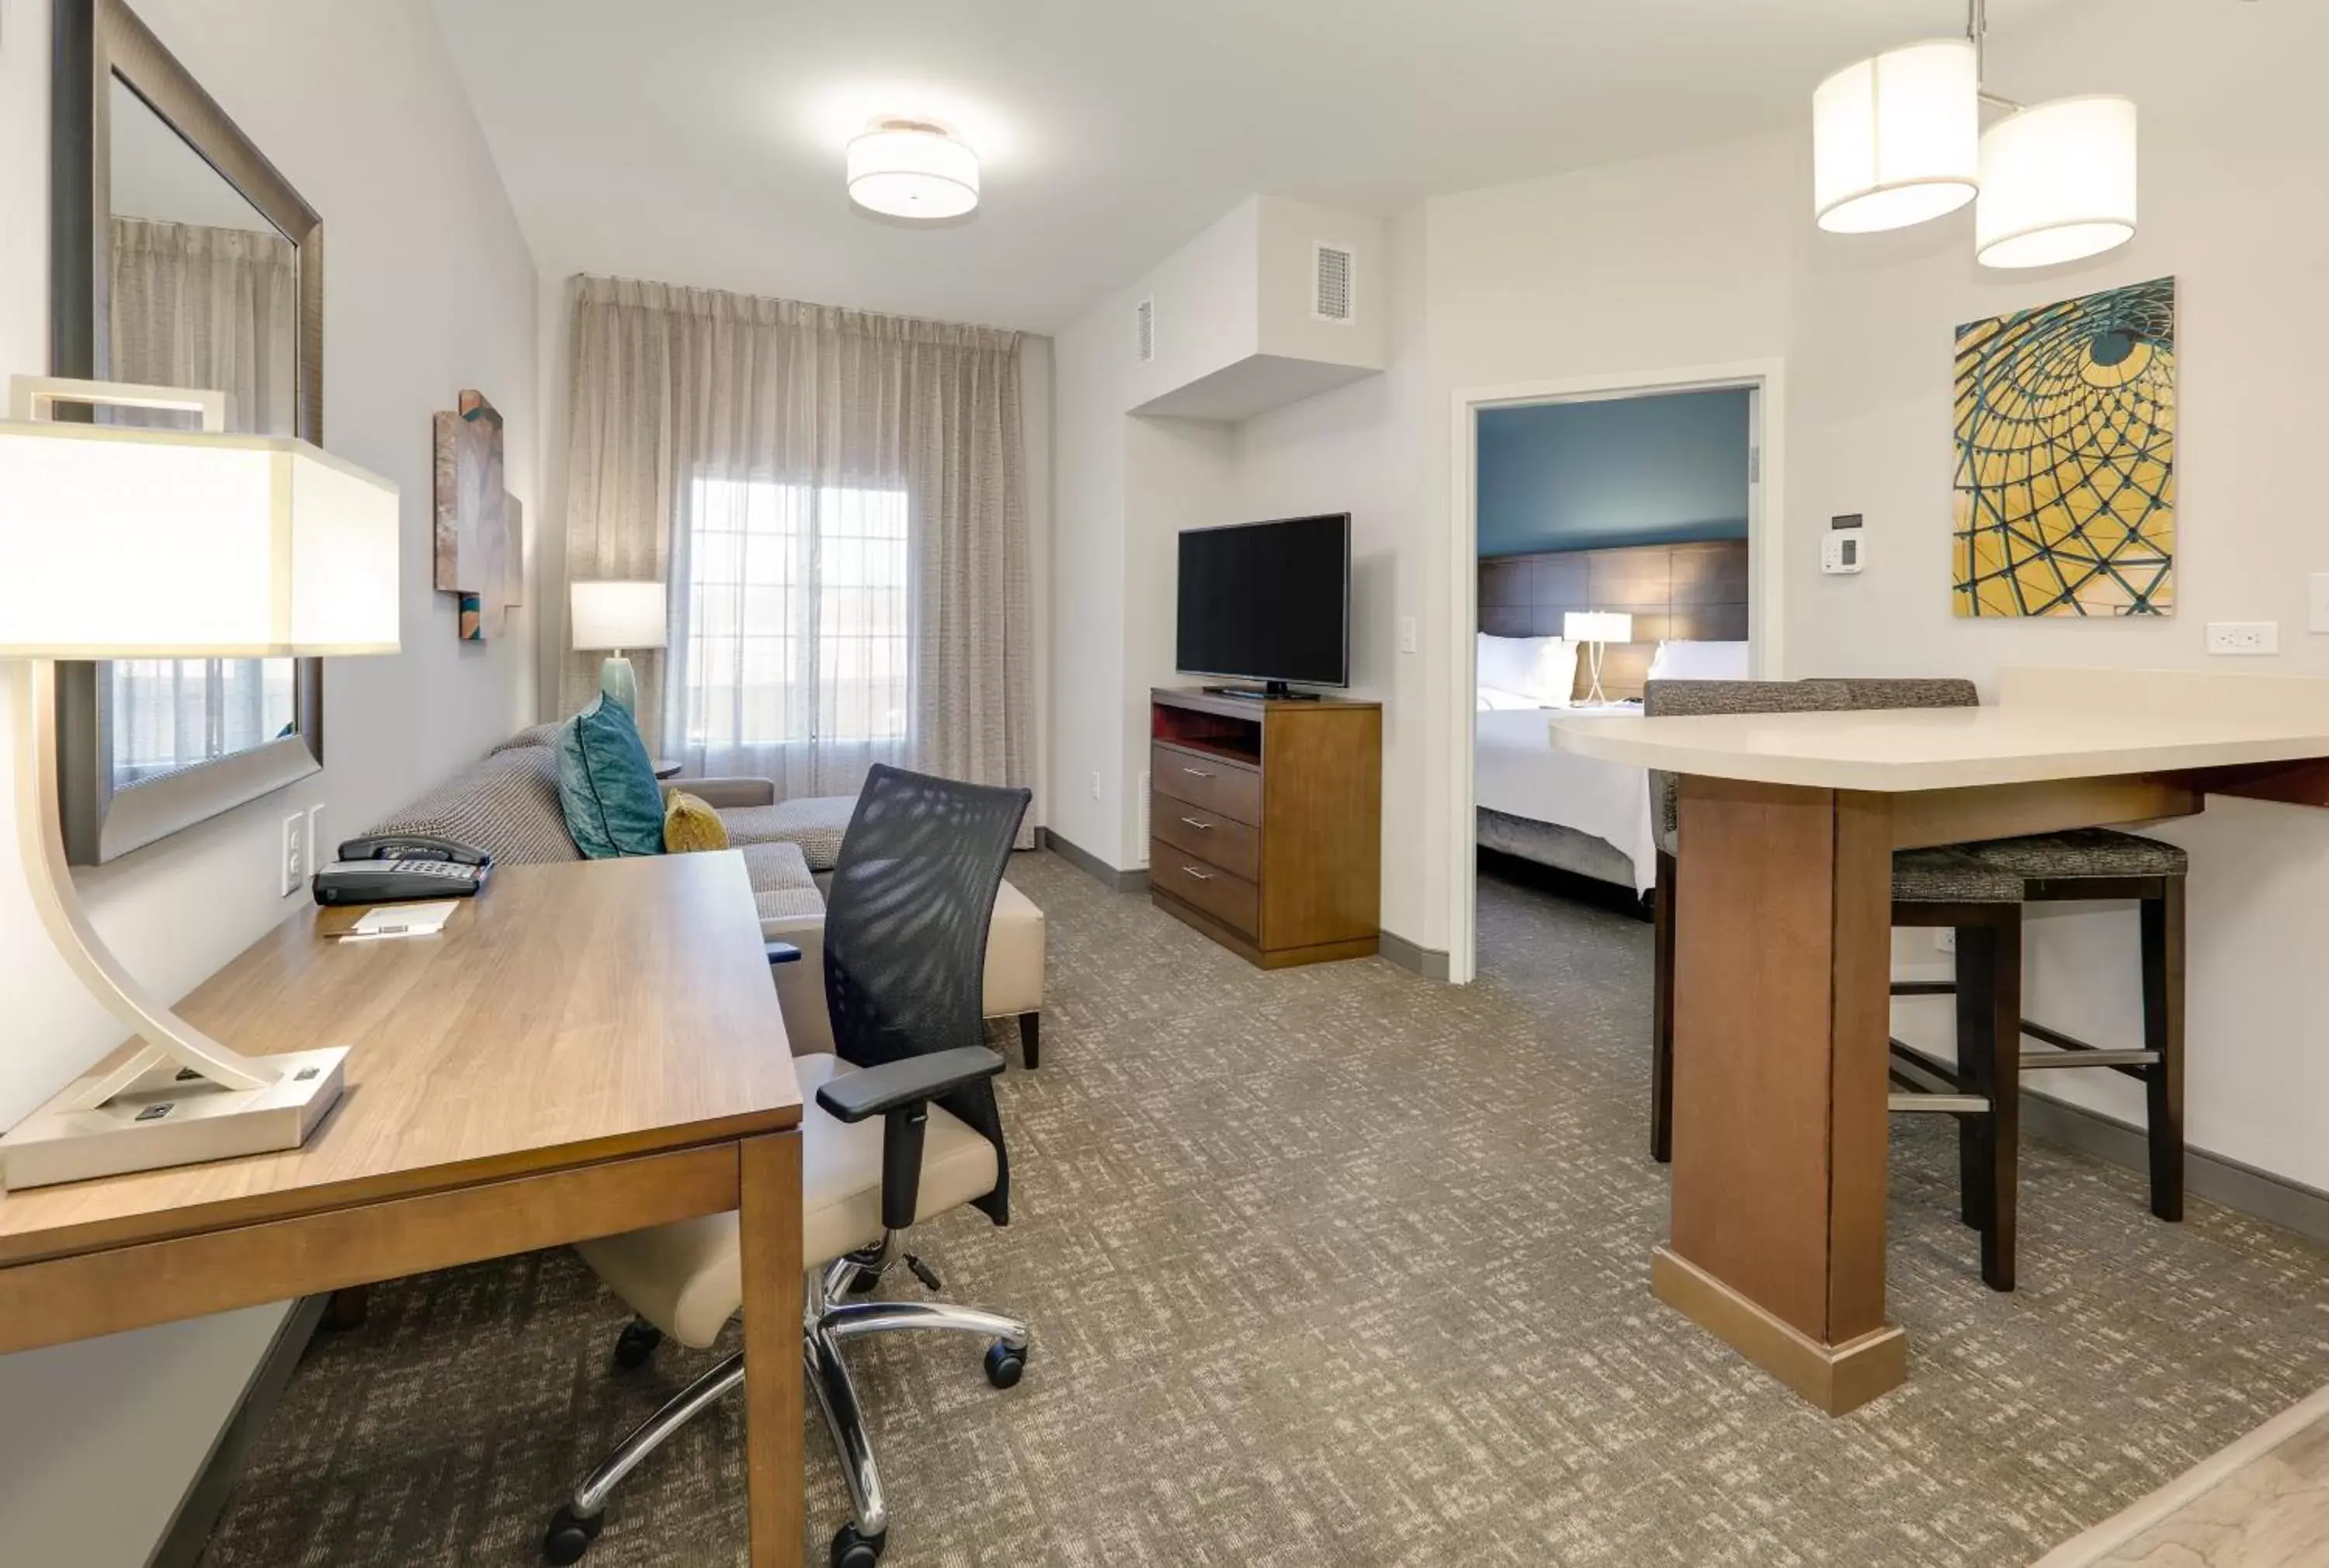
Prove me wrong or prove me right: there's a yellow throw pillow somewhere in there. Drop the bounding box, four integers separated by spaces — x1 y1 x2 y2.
662 789 730 854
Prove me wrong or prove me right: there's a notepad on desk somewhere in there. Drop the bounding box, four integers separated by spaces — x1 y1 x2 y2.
338 900 460 942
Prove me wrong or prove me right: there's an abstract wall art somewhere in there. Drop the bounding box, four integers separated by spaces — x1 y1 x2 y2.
1952 277 2176 617
432 388 524 640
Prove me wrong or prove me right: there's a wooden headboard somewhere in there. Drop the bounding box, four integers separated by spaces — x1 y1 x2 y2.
1478 539 1748 702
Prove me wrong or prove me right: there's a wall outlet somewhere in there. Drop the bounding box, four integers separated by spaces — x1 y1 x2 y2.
1934 928 1956 956
2310 574 2329 634
1089 771 1102 802
280 812 307 897
2206 621 2279 656
1399 616 1418 654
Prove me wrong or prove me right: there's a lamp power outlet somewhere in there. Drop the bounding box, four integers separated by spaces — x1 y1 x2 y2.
2206 621 2279 656
280 813 307 898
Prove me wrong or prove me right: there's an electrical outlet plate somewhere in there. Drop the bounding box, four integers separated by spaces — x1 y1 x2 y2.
2206 621 2279 656
279 813 306 897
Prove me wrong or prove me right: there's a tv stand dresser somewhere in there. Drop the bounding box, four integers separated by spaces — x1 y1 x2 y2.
1149 687 1381 968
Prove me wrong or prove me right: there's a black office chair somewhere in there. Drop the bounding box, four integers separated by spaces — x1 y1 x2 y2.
547 765 1033 1567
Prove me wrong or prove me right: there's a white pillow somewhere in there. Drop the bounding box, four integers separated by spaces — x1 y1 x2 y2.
1477 633 1579 706
1646 640 1751 682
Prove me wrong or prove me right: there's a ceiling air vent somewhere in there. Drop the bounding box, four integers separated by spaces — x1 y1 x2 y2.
1312 242 1355 324
1135 297 1155 363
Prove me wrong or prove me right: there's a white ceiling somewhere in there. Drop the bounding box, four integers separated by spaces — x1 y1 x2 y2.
432 0 2075 335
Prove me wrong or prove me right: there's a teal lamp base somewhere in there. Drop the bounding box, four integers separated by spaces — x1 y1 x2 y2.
599 653 640 716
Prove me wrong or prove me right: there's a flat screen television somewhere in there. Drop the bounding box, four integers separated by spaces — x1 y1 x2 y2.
1175 513 1350 699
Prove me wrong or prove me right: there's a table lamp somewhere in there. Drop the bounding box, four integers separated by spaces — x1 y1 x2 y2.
0 376 401 1191
570 580 667 715
1564 611 1634 705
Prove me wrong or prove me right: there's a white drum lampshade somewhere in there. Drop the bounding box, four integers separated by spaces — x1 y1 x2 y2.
1813 39 1980 234
1976 95 2138 269
571 579 667 716
846 120 980 220
0 418 401 657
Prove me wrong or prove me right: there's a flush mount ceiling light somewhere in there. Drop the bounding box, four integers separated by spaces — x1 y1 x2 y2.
1811 0 2142 269
846 119 979 220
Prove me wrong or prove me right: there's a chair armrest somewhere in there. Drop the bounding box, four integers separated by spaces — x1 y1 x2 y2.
765 941 803 966
675 776 776 808
814 1047 1005 1125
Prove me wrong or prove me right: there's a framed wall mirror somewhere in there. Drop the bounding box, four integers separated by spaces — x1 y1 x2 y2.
50 0 327 863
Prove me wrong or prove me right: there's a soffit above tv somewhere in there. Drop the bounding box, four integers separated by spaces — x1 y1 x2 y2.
1133 354 1378 421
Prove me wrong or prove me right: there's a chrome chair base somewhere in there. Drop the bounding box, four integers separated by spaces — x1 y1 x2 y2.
544 1236 1030 1566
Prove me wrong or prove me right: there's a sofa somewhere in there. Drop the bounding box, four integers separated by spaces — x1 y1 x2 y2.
370 724 1047 1064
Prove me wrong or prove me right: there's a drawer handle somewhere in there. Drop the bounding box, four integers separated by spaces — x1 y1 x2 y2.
1179 817 1213 831
1181 765 1214 779
1180 865 1214 882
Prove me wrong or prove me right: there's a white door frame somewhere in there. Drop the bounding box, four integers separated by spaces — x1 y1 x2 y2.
1445 358 1787 984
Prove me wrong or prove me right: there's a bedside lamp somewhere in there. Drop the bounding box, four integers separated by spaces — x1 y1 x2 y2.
0 376 401 1191
1564 611 1634 705
570 580 667 716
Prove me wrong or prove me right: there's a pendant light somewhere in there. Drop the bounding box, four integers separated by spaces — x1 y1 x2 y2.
846 120 980 220
1812 39 1980 234
1976 95 2139 269
1810 0 2140 269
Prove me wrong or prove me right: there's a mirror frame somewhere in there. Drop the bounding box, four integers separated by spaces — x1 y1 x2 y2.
50 0 328 864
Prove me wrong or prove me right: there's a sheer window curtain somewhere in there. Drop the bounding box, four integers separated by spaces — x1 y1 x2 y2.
561 276 1033 831
106 217 300 782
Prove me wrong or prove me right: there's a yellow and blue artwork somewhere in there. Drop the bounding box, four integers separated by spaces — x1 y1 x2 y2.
1953 277 2175 617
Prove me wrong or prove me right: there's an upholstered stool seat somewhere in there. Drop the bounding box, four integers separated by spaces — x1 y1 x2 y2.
1965 827 2190 881
1890 848 2026 904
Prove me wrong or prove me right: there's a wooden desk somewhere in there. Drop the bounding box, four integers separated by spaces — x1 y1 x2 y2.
1553 667 2329 1415
0 852 806 1566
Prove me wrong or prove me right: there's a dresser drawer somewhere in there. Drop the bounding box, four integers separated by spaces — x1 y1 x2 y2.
1151 796 1260 883
1151 743 1262 827
1150 840 1259 937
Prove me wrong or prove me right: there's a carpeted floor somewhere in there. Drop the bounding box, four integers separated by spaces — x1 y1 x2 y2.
196 852 2329 1568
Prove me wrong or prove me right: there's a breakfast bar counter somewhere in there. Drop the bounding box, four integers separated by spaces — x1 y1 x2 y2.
1552 667 2329 1413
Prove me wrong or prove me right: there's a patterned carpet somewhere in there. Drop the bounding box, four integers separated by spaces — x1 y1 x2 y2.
196 852 2329 1568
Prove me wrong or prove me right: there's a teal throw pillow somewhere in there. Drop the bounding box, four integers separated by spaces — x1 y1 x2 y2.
557 695 665 859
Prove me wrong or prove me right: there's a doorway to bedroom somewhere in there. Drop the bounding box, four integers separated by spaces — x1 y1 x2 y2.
1453 365 1780 984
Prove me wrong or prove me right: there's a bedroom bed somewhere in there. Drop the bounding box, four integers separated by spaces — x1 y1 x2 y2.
1473 536 1751 898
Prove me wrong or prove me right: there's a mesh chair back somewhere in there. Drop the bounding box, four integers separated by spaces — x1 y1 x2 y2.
1643 679 1851 856
823 765 1032 1223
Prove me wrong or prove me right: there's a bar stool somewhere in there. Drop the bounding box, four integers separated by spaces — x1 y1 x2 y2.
1648 677 2191 1293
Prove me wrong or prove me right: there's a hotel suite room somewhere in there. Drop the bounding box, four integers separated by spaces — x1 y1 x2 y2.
0 2 2325 1566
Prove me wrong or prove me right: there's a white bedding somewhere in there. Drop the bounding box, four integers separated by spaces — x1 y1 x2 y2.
1474 704 1658 892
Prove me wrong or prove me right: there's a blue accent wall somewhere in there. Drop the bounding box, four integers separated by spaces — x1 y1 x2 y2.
1477 389 1750 557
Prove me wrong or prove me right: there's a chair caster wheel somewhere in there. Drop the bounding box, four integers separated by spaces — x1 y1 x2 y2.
543 1504 603 1564
831 1522 886 1567
984 1339 1027 1389
612 1320 662 1370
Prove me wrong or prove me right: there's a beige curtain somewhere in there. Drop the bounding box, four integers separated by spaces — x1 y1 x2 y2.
561 276 1033 827
106 217 300 782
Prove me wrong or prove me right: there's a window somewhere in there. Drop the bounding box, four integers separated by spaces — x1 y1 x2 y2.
681 477 909 751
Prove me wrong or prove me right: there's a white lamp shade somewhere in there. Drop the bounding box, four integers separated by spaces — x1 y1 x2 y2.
1564 612 1634 644
847 123 980 220
570 580 668 650
1976 95 2138 269
1813 40 1980 234
0 419 400 657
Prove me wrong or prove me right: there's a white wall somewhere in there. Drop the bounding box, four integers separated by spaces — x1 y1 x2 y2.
0 2 541 1562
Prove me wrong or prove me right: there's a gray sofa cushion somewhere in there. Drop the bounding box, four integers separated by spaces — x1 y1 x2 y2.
368 745 581 866
719 795 854 871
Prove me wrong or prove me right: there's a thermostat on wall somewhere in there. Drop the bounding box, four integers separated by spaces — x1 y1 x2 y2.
1822 513 1865 575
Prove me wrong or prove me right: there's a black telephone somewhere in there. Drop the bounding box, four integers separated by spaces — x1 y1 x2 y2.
311 834 495 907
